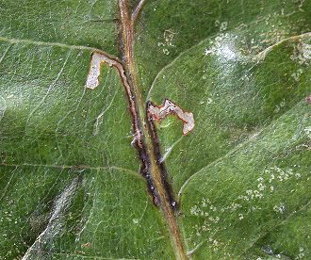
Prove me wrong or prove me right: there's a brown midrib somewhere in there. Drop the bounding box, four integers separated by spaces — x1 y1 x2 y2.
118 1 187 259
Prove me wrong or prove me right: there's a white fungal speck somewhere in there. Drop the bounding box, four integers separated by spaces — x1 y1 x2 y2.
291 68 304 81
257 183 266 191
207 98 213 104
220 21 228 31
296 247 305 259
246 190 253 196
158 29 177 55
204 49 213 56
273 203 286 214
162 48 170 55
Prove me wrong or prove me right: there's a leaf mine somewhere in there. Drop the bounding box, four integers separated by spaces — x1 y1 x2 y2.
148 99 195 135
86 52 116 90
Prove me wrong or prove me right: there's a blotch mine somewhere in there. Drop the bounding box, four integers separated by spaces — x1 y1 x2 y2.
86 52 115 90
148 99 195 135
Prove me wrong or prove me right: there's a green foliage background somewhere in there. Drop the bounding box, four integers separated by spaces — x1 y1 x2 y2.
0 0 310 259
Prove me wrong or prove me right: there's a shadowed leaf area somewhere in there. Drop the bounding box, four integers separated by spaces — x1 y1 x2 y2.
0 0 310 259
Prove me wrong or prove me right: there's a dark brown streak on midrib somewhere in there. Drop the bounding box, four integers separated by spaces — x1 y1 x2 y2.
118 1 187 259
118 0 159 204
146 101 177 209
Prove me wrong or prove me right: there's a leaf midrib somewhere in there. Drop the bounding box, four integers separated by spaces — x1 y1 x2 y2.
1 7 310 259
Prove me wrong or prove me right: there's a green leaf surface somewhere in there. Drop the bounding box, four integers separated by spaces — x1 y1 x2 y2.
0 0 310 259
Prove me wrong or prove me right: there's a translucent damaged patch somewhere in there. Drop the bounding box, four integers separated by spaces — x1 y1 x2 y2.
203 33 244 63
86 52 115 89
148 99 194 135
0 96 7 121
22 178 80 259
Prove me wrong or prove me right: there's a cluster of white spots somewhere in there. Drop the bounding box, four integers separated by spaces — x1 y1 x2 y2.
220 202 242 212
1 210 13 224
293 0 306 12
157 29 177 56
304 126 311 139
204 49 213 56
214 20 228 32
206 97 213 104
190 226 225 253
274 100 286 113
190 205 209 217
289 41 311 81
263 166 303 214
296 247 305 259
267 166 302 183
208 216 220 224
193 166 301 219
190 198 213 217
203 33 243 63
132 218 139 224
260 15 288 45
291 68 304 82
237 177 267 202
220 21 228 32
190 198 221 239
290 41 311 65
189 198 237 255
207 237 221 252
273 203 286 214
189 166 305 252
